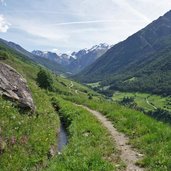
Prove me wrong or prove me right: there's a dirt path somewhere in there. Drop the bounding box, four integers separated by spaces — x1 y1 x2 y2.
69 81 73 89
77 105 144 171
68 81 79 94
146 98 157 110
75 90 79 94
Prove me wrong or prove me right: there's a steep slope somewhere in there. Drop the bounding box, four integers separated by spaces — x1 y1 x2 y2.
0 38 106 170
0 38 124 171
68 43 111 74
0 39 66 74
32 50 70 66
75 10 171 95
0 40 60 171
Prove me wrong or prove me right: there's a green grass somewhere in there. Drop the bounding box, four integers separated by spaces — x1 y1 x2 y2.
0 48 60 170
112 91 171 112
45 97 124 171
148 95 171 111
0 43 123 171
64 95 171 170
1 41 171 171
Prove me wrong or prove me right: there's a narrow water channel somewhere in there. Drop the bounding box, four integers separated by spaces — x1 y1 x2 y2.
57 122 68 152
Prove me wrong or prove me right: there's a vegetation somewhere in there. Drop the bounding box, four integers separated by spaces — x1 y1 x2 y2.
74 12 171 96
0 44 59 170
64 94 171 170
46 97 124 171
148 108 171 124
0 50 9 60
112 92 171 112
1 36 171 171
36 69 54 90
0 40 123 170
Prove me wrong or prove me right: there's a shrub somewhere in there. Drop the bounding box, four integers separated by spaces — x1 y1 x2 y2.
36 69 53 90
0 51 9 60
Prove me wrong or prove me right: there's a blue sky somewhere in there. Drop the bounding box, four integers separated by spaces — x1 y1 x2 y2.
0 0 171 53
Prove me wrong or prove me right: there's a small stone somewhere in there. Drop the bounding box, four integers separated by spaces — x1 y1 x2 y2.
136 153 144 157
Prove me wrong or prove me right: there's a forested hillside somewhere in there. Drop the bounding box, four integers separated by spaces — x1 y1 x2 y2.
74 10 171 95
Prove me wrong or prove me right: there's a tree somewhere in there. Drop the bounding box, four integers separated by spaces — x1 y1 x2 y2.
36 69 53 90
0 51 9 60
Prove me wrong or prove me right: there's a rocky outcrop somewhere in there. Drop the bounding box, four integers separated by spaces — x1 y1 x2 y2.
0 63 35 112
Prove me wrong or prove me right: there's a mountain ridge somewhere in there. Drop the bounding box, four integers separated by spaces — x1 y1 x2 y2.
32 43 111 74
74 10 171 95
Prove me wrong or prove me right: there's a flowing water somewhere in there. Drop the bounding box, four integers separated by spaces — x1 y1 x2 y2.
57 122 68 152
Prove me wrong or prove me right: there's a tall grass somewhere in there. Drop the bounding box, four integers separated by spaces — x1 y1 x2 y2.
0 48 59 170
46 97 124 171
65 95 171 170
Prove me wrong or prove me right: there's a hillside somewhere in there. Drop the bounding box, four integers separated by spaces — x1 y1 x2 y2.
0 39 66 75
0 38 121 170
1 38 171 170
74 10 171 95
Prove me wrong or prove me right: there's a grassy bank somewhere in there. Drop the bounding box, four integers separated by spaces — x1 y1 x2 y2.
46 97 124 171
0 48 59 170
65 95 171 170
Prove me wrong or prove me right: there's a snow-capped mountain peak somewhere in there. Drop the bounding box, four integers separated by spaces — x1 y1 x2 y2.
32 42 112 74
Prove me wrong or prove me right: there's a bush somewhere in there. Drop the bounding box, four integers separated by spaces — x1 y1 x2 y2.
36 69 54 90
120 97 135 105
0 51 9 60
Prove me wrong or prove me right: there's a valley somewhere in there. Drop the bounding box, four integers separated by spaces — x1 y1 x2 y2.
1 37 171 170
74 10 171 97
0 3 171 171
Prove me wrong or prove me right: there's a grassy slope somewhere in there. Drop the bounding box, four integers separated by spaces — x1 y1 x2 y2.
65 93 171 171
0 43 123 170
46 97 124 171
1 41 171 171
0 47 59 170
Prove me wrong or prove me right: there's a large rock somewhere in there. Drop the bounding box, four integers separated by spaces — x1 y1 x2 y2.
0 63 35 112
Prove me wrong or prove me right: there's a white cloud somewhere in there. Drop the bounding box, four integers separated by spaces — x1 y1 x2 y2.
53 19 147 26
0 15 10 32
0 0 6 6
2 0 171 52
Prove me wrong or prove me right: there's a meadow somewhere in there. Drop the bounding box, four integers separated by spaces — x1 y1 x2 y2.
46 97 124 171
1 44 171 171
0 49 59 170
0 45 123 170
65 94 171 171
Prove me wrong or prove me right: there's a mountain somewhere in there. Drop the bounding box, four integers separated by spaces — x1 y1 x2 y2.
32 50 71 66
74 10 171 96
32 43 111 74
0 36 171 171
68 43 111 74
0 39 66 74
32 50 60 62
